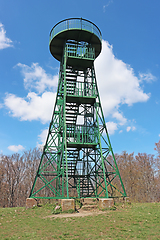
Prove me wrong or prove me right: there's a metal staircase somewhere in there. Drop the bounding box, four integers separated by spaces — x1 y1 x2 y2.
29 18 126 200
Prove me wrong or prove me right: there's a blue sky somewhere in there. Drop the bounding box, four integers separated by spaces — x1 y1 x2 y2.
0 0 160 156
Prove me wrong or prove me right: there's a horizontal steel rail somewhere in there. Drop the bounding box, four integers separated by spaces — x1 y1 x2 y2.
66 124 98 144
49 18 102 44
66 80 97 98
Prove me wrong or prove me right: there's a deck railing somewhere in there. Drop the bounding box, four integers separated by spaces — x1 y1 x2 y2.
49 18 102 44
66 124 98 145
66 80 97 98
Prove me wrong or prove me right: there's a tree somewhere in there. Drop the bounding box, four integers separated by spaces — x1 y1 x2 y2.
0 145 160 207
115 151 158 202
116 151 138 200
0 148 41 207
154 140 160 176
135 153 157 202
154 140 160 201
0 156 7 207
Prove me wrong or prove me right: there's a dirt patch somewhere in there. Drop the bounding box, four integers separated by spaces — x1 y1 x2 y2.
44 209 108 219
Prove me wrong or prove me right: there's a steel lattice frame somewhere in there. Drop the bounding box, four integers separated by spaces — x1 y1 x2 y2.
29 18 126 199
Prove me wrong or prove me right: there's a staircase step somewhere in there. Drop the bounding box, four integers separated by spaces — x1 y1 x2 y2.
65 108 79 111
66 122 76 124
66 76 77 80
66 115 77 117
82 198 97 205
81 204 98 211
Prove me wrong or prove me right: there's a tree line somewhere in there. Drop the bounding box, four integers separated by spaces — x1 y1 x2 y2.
0 141 160 207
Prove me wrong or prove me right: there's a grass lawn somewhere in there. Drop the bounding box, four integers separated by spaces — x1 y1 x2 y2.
0 202 160 239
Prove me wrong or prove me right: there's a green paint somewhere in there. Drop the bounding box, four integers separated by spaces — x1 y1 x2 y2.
29 18 126 200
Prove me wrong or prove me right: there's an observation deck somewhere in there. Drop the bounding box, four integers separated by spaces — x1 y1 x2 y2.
66 124 98 148
49 18 102 62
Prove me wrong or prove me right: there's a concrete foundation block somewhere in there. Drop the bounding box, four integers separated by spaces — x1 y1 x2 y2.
61 199 75 212
26 198 37 208
58 199 62 205
82 198 97 205
98 198 114 209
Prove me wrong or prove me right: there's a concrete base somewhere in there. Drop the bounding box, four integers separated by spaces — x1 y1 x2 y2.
61 199 75 212
82 198 97 205
98 198 114 209
26 198 37 208
38 199 57 205
58 199 62 205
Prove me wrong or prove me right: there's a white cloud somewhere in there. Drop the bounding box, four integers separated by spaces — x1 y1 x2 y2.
8 145 25 152
16 63 58 93
4 91 56 124
4 63 58 124
95 40 152 132
0 23 13 50
112 111 127 126
127 126 131 132
106 121 118 135
126 126 136 132
3 41 154 135
132 126 136 131
37 128 48 148
139 72 156 83
103 0 113 12
95 40 150 114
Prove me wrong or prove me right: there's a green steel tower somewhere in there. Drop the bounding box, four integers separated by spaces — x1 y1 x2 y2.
29 18 126 200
